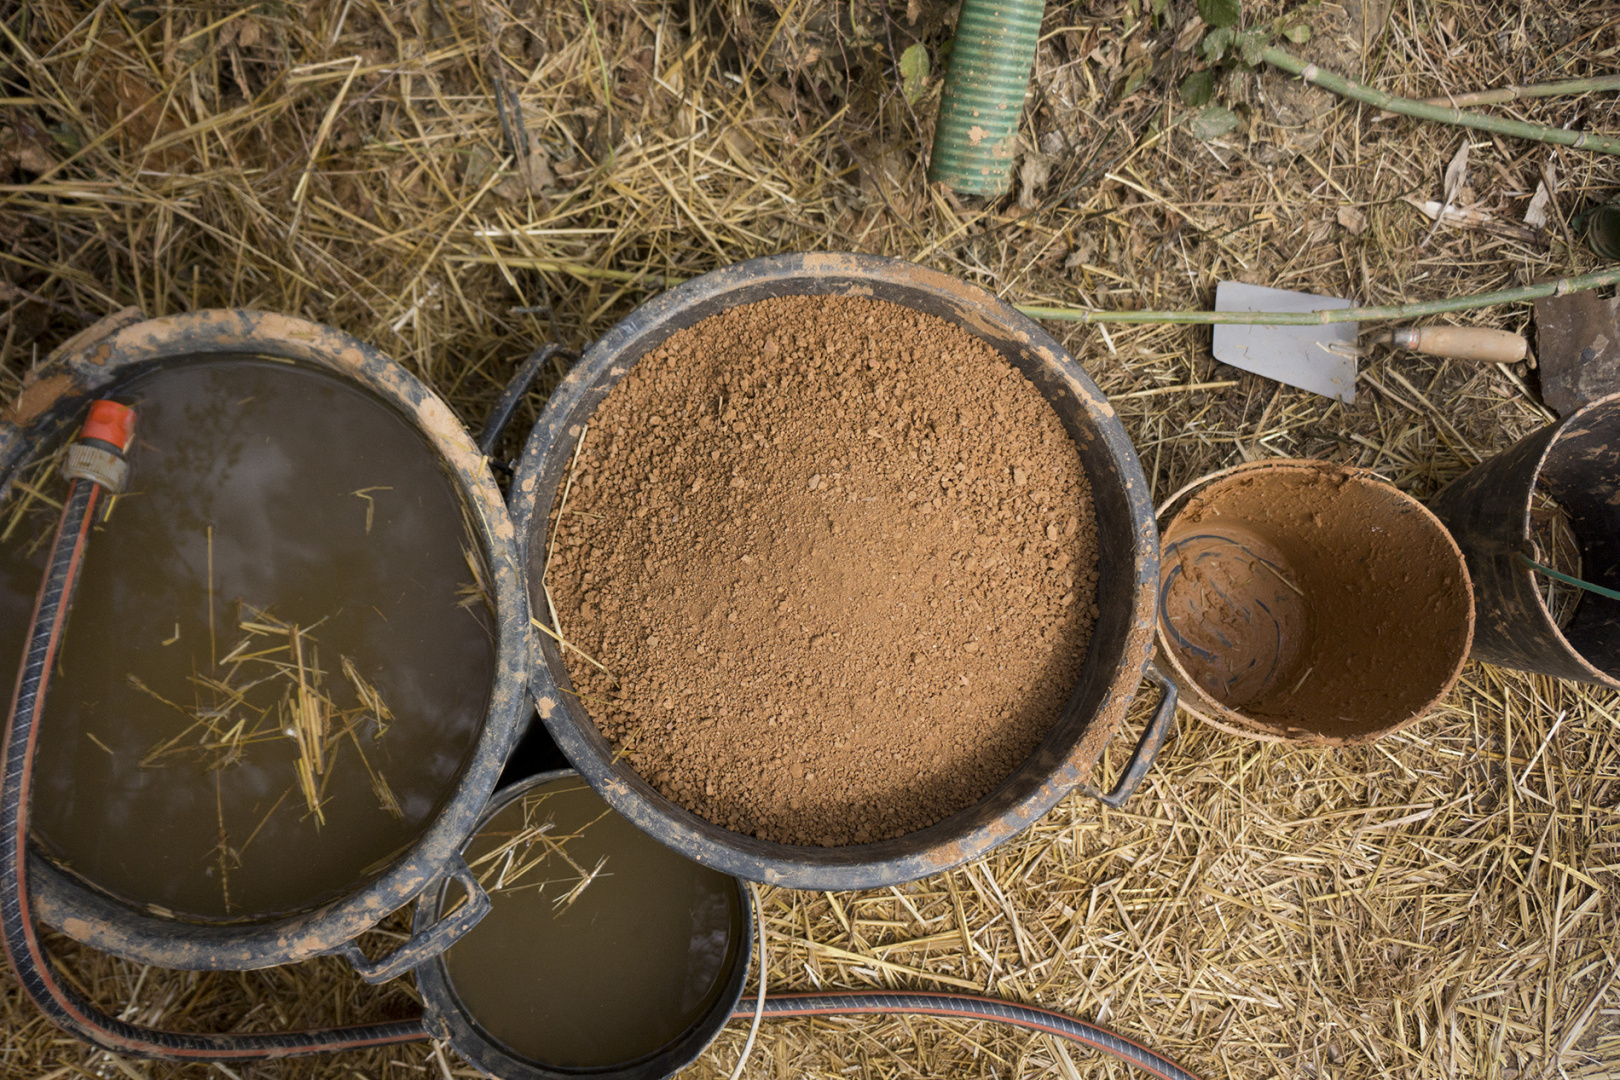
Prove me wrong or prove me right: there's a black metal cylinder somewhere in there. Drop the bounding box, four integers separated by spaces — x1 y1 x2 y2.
1428 392 1620 689
413 769 753 1080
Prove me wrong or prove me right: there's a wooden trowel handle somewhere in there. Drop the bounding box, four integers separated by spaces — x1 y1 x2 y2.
1390 326 1528 363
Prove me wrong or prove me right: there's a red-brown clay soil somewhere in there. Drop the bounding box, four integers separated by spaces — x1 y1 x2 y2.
548 294 1100 845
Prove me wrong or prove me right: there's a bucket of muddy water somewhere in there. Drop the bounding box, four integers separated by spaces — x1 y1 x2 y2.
414 769 752 1079
1428 393 1620 688
1155 460 1474 745
0 310 527 975
504 252 1175 891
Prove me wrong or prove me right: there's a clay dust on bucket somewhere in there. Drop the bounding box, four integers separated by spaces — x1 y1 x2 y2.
1156 461 1474 746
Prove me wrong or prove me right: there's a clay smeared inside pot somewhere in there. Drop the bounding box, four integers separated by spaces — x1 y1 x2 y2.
1159 464 1472 744
1159 526 1312 708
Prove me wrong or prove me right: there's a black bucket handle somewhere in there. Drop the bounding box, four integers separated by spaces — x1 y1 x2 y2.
326 854 490 984
1076 663 1177 810
479 342 577 471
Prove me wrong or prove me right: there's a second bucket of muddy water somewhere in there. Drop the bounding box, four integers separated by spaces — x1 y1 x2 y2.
506 252 1175 891
0 310 528 975
1155 460 1474 745
414 769 752 1079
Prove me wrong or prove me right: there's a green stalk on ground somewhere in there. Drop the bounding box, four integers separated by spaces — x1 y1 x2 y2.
1421 74 1620 108
1262 46 1620 156
1017 266 1620 325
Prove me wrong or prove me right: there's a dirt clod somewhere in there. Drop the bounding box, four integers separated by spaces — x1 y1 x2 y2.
549 294 1100 846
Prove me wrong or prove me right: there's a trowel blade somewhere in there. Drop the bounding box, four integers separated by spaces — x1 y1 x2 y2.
1212 282 1358 403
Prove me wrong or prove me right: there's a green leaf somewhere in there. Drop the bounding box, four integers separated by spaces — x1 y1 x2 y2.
1236 29 1268 67
1197 0 1242 29
1180 70 1216 107
48 123 82 156
1202 25 1234 63
1116 56 1153 99
1283 21 1313 42
1151 0 1169 17
1187 105 1240 140
899 42 929 104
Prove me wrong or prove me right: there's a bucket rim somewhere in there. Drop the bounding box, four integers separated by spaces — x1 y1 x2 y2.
1154 458 1475 746
508 251 1162 890
4 308 530 971
411 767 755 1080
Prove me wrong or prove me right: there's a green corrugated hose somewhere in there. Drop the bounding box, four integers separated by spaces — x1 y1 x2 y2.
927 0 1045 195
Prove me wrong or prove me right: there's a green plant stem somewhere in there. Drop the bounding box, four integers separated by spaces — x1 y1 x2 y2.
1016 266 1620 325
1261 46 1620 156
1421 74 1620 109
1520 554 1620 603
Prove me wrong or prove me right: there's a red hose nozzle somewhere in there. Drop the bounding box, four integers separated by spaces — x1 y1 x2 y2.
79 400 136 453
63 400 137 493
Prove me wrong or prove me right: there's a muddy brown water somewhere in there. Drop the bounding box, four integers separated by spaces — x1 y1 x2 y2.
0 358 496 919
439 776 744 1068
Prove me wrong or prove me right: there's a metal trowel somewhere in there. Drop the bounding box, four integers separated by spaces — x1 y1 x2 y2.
1212 282 1359 402
1213 281 1530 403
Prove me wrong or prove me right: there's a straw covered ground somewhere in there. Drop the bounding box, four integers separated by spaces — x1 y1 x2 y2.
4 0 1620 1077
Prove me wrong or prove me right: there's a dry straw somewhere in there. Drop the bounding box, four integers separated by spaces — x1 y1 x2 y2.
2 0 1619 1077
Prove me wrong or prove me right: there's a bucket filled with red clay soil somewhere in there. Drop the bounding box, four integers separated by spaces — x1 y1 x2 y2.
506 253 1173 890
1155 460 1474 746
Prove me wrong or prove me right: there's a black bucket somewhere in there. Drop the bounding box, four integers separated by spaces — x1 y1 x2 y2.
506 252 1174 892
0 310 529 977
413 769 753 1080
1428 392 1620 689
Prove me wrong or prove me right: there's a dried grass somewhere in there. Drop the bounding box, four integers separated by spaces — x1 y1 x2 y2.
3 0 1620 1077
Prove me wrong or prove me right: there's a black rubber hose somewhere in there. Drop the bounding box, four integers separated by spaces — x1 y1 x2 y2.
0 472 426 1060
744 992 1204 1080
